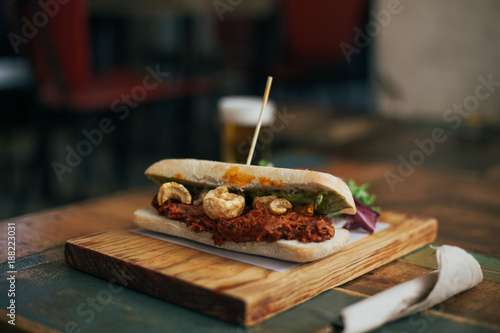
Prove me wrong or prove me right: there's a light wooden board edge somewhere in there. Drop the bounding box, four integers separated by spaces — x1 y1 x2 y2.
64 211 437 326
64 240 249 324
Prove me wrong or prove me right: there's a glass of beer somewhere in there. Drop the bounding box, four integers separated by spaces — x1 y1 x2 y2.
219 96 276 164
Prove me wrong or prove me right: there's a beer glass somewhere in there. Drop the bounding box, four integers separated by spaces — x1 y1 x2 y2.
219 96 276 164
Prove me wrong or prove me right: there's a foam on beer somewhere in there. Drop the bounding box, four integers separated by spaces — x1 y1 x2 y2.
219 96 275 126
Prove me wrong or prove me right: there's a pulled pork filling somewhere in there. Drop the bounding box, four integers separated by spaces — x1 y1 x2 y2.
152 195 335 246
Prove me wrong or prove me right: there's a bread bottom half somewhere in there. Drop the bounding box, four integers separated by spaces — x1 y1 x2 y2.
133 208 350 263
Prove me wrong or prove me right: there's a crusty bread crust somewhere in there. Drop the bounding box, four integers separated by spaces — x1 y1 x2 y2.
145 159 355 215
133 208 350 263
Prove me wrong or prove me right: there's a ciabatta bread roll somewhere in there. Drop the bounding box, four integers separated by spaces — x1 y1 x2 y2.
134 159 355 262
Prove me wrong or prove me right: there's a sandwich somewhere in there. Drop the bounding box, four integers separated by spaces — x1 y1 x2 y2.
133 159 356 262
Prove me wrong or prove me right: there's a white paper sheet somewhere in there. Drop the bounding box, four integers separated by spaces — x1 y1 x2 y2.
130 222 390 272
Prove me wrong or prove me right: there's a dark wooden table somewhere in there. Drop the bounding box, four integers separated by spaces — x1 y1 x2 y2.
1 118 499 332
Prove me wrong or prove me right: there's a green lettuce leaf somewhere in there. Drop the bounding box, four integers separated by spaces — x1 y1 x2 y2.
347 179 377 207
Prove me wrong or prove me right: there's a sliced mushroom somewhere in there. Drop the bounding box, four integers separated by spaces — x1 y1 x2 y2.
203 186 245 219
252 195 279 209
269 198 292 215
157 182 192 205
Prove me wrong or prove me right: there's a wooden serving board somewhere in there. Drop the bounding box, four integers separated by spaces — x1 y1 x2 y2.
64 211 437 326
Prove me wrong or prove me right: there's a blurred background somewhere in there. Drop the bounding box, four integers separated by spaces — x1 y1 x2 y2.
1 0 499 220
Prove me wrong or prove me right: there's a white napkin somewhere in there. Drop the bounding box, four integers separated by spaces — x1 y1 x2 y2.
338 245 483 333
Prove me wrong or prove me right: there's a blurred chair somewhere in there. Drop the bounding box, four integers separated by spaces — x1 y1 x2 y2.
9 0 215 111
272 0 368 81
212 0 368 99
7 0 217 198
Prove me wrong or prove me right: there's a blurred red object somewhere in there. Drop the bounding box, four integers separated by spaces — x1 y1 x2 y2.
274 0 368 79
283 0 367 60
7 0 216 112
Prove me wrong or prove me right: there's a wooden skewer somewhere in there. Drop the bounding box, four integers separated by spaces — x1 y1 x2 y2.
246 76 273 165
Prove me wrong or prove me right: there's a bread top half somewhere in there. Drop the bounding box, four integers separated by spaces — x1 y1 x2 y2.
145 159 356 215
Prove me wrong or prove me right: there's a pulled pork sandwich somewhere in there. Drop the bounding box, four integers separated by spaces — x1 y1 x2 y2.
133 159 356 262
